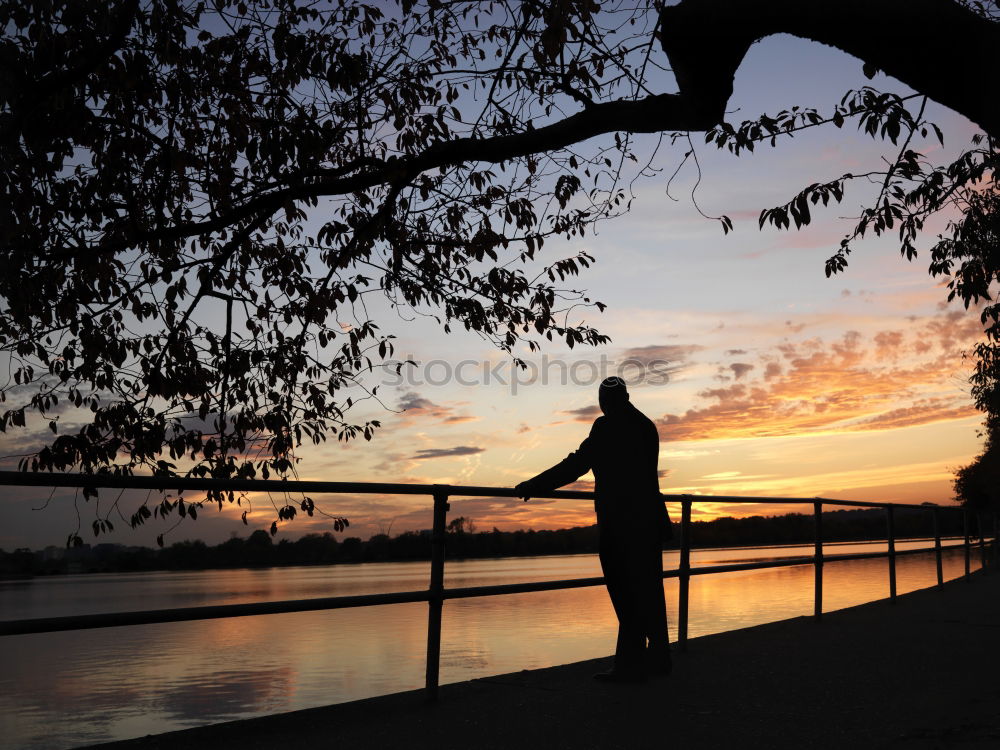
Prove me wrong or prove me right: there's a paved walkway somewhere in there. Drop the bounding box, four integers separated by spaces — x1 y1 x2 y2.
90 570 1000 750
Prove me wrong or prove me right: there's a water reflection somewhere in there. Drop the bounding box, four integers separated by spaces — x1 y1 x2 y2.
0 541 983 749
159 667 296 722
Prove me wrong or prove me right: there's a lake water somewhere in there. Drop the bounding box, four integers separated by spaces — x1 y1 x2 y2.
0 539 984 749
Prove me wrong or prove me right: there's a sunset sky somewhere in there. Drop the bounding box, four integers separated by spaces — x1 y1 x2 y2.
0 33 989 549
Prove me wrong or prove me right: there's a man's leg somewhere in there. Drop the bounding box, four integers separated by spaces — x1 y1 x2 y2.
597 538 646 680
640 540 671 674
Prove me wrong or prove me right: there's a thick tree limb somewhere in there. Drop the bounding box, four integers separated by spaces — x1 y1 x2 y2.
661 0 999 138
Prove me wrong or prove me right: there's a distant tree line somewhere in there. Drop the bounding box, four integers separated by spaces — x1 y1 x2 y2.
0 506 981 577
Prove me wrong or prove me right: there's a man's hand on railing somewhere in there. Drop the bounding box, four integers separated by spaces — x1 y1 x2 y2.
514 480 538 502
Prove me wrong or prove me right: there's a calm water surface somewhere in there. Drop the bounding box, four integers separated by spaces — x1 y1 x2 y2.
0 540 982 749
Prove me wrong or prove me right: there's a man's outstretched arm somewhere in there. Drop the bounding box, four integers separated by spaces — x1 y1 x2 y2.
515 425 597 501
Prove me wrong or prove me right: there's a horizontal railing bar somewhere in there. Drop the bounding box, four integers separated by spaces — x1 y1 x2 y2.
820 547 941 563
8 541 983 636
812 550 902 564
0 589 432 636
661 494 957 511
694 542 971 563
687 544 973 574
689 557 814 575
894 544 963 558
0 471 586 501
692 539 969 556
0 471 972 511
442 576 608 599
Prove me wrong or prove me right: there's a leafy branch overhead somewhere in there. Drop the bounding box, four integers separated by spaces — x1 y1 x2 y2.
1 0 998 538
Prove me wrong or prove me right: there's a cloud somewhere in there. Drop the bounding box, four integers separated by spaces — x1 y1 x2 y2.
367 449 422 477
658 312 983 442
621 344 703 366
561 405 602 422
922 309 985 352
850 399 976 432
729 362 754 380
873 330 905 359
668 457 964 506
398 392 439 412
702 471 743 480
841 288 876 301
614 343 703 387
410 445 486 460
443 415 479 424
395 391 477 425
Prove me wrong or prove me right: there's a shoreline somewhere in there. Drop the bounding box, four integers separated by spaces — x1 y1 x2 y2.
3 534 977 579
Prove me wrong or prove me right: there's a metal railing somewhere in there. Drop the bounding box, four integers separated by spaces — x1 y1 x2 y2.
0 471 996 701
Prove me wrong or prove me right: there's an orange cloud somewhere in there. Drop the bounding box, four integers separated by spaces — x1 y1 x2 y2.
873 330 905 359
659 311 983 442
849 399 975 432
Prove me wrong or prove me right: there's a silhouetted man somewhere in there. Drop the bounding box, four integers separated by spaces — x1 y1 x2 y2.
515 377 671 683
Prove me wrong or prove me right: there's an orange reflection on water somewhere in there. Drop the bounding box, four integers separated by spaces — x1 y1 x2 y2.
0 542 985 750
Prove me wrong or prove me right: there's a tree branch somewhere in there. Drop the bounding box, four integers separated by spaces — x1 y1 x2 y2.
128 92 707 245
661 0 999 138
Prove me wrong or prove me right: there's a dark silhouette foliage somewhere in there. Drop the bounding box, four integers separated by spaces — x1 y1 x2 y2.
954 416 1000 511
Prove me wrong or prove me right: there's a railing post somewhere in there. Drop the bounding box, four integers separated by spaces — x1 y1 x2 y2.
813 500 823 620
678 497 692 650
994 513 999 569
964 509 971 581
933 508 943 589
978 513 987 571
425 486 449 700
886 505 897 603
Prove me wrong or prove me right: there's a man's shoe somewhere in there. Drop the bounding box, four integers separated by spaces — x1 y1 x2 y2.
647 646 673 676
648 652 672 676
592 669 647 684
650 654 672 676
